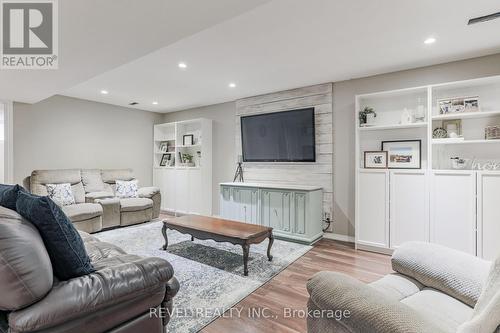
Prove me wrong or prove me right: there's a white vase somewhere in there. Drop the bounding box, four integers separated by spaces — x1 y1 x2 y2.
366 113 375 125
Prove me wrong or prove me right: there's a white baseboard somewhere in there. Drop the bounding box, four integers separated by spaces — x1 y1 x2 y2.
323 232 355 243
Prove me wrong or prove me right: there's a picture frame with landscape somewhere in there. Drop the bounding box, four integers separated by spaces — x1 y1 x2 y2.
364 151 388 169
382 140 421 169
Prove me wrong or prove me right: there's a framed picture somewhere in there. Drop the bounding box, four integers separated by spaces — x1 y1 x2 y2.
159 142 168 152
159 154 170 167
382 140 421 169
442 119 462 137
364 151 388 169
183 134 194 146
438 96 479 114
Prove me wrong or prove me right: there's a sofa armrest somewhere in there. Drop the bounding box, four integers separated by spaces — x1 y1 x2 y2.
392 242 491 307
85 191 115 203
8 257 174 332
137 187 160 198
307 272 446 333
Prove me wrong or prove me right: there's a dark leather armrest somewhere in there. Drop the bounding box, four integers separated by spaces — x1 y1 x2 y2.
8 257 174 332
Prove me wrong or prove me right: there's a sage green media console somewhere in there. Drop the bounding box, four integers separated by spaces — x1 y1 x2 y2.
219 182 323 244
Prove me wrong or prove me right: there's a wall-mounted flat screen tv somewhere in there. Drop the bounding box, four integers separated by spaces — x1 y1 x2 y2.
241 108 316 162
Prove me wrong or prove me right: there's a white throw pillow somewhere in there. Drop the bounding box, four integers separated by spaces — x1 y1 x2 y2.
46 183 76 206
115 179 138 198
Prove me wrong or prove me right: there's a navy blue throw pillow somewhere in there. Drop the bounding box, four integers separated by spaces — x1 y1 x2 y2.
16 192 95 280
0 184 27 211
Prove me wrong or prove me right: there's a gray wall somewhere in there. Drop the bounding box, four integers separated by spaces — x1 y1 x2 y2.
14 95 162 186
333 53 500 238
162 102 236 214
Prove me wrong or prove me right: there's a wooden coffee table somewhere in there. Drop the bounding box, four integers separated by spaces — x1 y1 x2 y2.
161 215 273 276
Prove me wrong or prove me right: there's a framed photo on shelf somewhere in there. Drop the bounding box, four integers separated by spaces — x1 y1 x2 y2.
159 142 168 152
382 140 421 169
364 151 388 169
438 96 479 114
159 154 170 167
183 134 194 146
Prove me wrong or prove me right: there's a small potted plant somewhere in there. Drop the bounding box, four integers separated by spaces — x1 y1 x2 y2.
359 107 377 126
181 153 195 167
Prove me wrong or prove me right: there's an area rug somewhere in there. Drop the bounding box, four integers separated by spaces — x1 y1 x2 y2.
94 221 312 333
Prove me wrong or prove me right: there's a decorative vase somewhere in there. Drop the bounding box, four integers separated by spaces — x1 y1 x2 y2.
366 113 375 125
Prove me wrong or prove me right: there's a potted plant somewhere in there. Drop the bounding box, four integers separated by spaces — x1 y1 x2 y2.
359 107 377 126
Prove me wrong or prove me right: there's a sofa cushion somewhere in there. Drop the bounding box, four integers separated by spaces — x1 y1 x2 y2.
16 192 95 280
30 169 86 203
81 169 105 192
62 203 102 222
46 183 76 206
392 241 490 307
0 184 27 210
102 169 135 184
402 288 473 333
120 198 153 212
0 206 53 311
370 273 423 301
115 179 138 198
458 255 500 333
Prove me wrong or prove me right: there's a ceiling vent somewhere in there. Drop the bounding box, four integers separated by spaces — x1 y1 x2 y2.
129 102 139 106
468 11 500 25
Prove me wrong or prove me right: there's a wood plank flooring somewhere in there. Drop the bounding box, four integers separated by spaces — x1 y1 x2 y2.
201 239 393 333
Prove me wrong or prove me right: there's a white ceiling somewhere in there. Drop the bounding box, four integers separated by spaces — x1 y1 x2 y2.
0 0 270 103
7 0 500 112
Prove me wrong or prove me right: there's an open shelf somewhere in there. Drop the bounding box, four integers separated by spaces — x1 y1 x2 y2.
432 139 500 145
359 123 427 131
432 110 500 120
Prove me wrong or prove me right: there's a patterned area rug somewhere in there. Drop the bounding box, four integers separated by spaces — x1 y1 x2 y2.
94 221 312 333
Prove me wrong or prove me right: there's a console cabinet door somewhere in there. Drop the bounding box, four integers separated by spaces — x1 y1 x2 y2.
430 171 476 255
261 190 291 232
238 188 259 224
477 172 500 260
356 170 389 248
294 192 307 234
220 186 235 219
390 170 429 249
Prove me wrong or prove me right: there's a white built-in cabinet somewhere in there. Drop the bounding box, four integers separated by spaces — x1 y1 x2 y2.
356 170 389 248
153 119 212 216
477 172 500 260
430 171 476 255
390 170 429 248
356 170 429 251
356 75 500 258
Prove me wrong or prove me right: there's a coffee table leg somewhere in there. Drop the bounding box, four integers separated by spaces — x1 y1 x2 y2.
191 236 194 241
267 233 274 261
161 223 168 250
242 244 250 276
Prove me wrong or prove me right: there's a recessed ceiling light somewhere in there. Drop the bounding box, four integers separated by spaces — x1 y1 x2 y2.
424 37 436 45
228 82 237 88
178 62 187 69
152 101 158 105
100 90 109 95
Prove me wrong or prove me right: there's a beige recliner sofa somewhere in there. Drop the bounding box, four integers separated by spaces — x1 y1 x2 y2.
29 169 161 233
307 242 500 333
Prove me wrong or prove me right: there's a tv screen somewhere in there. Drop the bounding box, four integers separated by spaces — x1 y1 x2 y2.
241 108 316 162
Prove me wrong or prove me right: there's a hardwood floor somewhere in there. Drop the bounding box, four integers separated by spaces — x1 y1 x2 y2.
201 239 393 333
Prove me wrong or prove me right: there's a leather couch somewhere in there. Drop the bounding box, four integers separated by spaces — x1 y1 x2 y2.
0 206 179 333
29 169 161 233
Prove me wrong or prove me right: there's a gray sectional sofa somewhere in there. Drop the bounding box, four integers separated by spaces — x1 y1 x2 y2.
307 242 499 333
29 169 161 233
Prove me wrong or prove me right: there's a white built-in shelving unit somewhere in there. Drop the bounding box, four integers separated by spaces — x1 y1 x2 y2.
355 75 500 260
153 118 212 216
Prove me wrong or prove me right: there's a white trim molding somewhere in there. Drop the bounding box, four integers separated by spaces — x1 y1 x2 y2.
1 100 13 184
323 232 355 243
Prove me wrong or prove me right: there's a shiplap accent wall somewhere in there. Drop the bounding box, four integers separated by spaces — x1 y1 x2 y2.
235 83 333 221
